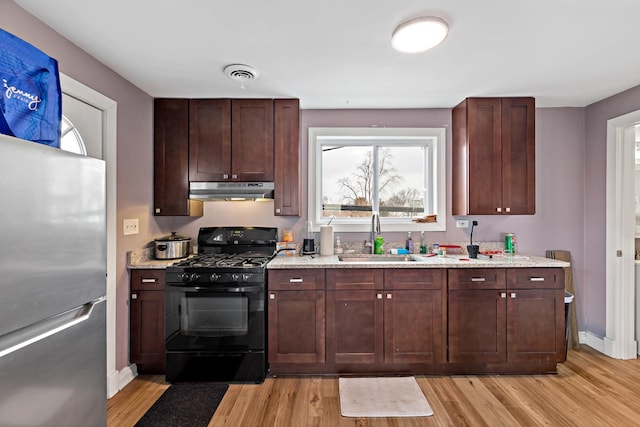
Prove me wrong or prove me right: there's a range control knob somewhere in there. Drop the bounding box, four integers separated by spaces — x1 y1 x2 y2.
231 273 240 282
189 273 201 282
210 273 221 282
179 273 190 282
242 273 252 282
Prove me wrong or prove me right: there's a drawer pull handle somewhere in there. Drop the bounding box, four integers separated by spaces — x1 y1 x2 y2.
289 278 303 283
471 277 486 282
141 278 157 283
529 277 545 282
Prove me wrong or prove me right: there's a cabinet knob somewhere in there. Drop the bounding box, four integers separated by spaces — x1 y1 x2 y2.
269 293 275 299
132 293 138 299
505 207 511 213
275 208 281 214
496 207 502 213
377 293 383 299
510 292 516 298
155 208 160 214
232 174 238 179
223 174 229 179
500 292 506 298
387 293 392 299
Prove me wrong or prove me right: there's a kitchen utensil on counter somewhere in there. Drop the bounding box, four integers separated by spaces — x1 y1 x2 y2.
155 232 191 259
467 220 479 258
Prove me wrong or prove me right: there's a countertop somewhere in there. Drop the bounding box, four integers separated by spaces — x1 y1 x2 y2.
127 248 191 269
267 253 570 269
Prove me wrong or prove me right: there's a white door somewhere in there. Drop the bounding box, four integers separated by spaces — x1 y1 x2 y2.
59 74 119 397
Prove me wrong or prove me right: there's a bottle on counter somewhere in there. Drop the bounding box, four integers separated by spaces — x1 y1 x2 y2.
419 231 427 254
432 243 440 255
335 236 343 254
374 236 384 254
405 232 414 253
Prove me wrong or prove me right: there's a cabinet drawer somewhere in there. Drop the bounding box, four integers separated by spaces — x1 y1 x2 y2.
326 269 384 290
448 268 506 290
384 269 444 290
507 268 564 289
131 270 166 291
269 269 325 290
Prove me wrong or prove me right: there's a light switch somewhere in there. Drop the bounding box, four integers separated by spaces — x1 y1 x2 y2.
123 218 139 235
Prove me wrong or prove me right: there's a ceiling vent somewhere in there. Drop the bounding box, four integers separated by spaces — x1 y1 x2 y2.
224 64 259 88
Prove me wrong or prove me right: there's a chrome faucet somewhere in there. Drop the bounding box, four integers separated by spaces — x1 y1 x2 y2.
371 212 381 254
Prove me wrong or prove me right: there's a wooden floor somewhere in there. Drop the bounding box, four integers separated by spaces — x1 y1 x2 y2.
108 346 640 426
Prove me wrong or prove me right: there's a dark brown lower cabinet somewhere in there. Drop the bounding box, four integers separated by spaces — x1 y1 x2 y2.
326 289 383 364
448 268 565 366
129 269 165 373
267 269 326 365
268 290 325 364
384 289 443 364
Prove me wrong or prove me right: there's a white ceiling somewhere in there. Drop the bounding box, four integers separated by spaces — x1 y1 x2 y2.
14 0 640 109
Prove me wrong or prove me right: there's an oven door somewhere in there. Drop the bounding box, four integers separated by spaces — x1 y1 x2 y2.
165 283 265 352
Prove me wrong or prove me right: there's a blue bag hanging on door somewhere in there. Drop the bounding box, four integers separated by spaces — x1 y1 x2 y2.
0 29 61 148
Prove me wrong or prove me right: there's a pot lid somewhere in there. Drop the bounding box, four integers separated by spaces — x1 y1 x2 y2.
156 232 190 242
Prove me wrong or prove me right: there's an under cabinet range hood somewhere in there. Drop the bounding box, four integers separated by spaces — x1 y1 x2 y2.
189 182 275 201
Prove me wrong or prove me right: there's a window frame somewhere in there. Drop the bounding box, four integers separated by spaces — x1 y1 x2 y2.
308 127 446 233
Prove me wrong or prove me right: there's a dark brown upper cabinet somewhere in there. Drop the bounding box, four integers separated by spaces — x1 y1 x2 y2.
274 99 301 216
189 99 274 182
452 97 535 215
153 98 203 216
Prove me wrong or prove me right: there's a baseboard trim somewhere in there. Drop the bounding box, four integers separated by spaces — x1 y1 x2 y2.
107 364 138 399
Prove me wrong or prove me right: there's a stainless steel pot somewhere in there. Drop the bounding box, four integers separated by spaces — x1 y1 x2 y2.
155 232 191 259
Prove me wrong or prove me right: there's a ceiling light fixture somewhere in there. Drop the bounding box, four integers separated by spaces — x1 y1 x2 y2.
391 16 449 54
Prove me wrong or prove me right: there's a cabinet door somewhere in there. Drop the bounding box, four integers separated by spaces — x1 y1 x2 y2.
501 97 535 214
384 289 443 364
232 99 274 181
274 99 300 216
507 289 565 363
154 99 202 216
189 99 232 181
268 290 325 364
467 97 503 215
326 290 383 364
130 290 165 373
448 289 507 363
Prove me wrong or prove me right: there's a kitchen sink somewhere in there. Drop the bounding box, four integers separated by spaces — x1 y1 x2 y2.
338 254 418 263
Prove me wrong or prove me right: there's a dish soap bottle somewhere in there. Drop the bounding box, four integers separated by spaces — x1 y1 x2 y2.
335 236 343 254
419 231 427 254
405 232 414 253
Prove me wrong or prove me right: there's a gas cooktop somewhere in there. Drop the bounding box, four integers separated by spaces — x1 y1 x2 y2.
171 252 272 269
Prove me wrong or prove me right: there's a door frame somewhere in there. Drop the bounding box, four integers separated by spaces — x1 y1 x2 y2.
605 110 639 359
59 74 119 393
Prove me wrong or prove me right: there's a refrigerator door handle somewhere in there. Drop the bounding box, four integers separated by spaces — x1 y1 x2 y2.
0 296 105 359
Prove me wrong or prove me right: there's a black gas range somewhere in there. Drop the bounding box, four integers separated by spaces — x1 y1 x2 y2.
164 226 277 384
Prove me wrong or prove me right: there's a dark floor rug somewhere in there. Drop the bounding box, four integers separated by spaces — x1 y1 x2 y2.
135 383 228 427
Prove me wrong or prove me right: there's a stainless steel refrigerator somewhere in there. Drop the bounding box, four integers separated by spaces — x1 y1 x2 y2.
0 134 107 426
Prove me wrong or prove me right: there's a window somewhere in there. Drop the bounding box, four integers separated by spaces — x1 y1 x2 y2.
59 115 87 155
308 127 446 232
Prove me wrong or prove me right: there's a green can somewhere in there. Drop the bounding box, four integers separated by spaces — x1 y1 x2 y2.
505 233 516 254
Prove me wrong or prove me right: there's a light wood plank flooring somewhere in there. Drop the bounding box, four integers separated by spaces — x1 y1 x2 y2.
108 346 640 426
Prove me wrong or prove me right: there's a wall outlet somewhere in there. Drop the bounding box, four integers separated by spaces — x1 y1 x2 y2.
123 218 139 235
456 219 469 228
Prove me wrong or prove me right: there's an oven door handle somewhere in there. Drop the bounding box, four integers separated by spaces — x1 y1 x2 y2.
167 285 264 293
